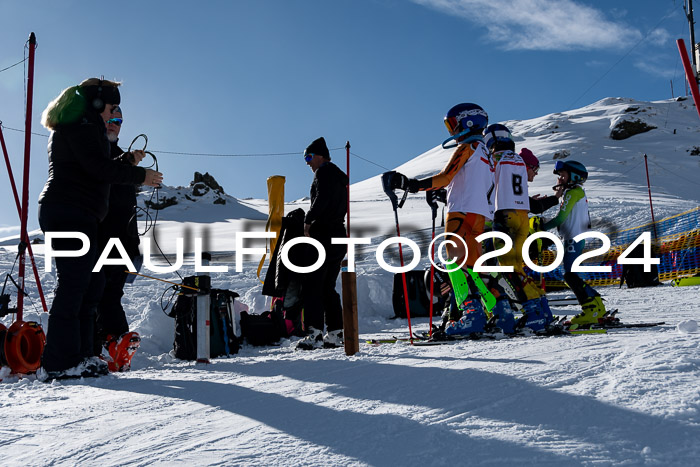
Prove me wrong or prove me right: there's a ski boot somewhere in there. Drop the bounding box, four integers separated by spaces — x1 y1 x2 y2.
518 298 547 333
323 329 343 349
105 332 141 372
540 295 564 334
491 298 517 334
296 327 323 351
569 295 606 328
37 357 109 382
445 298 487 336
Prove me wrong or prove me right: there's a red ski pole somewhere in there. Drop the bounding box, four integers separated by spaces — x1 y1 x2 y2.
426 191 440 336
643 154 658 241
382 172 413 344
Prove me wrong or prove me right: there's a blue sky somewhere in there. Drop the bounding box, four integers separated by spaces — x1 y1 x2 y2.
0 0 695 234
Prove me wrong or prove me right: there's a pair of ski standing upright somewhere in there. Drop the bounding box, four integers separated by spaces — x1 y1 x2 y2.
384 102 607 337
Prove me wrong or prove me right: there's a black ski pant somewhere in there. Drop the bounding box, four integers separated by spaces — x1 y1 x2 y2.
301 240 346 333
39 203 102 372
94 264 130 354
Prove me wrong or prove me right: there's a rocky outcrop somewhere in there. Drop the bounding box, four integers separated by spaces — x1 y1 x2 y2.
190 172 226 204
610 119 656 140
145 196 178 210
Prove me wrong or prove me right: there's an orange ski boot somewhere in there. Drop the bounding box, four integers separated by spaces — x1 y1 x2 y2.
105 332 141 372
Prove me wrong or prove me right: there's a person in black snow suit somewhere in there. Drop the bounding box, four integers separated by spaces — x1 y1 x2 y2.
296 137 348 350
93 106 145 371
36 78 162 381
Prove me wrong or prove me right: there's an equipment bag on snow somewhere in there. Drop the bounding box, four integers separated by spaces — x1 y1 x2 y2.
392 271 433 319
620 244 660 289
170 284 240 360
239 310 289 346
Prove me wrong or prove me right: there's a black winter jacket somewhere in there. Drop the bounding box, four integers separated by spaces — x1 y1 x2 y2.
304 161 348 240
97 140 141 258
38 111 146 221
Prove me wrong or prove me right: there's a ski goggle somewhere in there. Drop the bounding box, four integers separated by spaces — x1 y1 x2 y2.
444 116 461 135
107 118 123 126
304 153 315 162
553 160 567 174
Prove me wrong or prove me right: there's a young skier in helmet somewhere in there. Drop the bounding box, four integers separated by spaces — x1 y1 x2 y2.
388 103 494 336
541 160 607 327
483 125 551 333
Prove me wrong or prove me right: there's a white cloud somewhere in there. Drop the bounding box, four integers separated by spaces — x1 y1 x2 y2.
412 0 642 51
648 28 671 46
634 60 676 80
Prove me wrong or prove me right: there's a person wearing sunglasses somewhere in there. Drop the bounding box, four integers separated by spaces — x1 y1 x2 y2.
37 78 162 381
296 137 348 350
93 105 145 371
388 103 494 337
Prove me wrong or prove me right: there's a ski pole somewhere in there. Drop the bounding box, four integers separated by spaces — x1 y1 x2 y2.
426 191 439 336
381 172 413 344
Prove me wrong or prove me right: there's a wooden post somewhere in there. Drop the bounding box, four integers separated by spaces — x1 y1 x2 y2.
341 259 359 356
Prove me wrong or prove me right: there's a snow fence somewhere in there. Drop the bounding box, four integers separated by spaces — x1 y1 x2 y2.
530 206 700 288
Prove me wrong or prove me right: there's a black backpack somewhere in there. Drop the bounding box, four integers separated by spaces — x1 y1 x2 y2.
392 270 432 319
170 284 240 361
239 310 289 346
620 244 661 289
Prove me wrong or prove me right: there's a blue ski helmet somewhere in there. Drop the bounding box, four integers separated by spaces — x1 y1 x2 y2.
444 103 488 139
554 160 588 184
483 124 514 152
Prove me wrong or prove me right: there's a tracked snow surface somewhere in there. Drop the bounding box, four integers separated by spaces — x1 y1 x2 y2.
1 97 699 466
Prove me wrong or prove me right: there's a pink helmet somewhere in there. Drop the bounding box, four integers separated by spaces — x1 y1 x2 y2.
519 148 539 169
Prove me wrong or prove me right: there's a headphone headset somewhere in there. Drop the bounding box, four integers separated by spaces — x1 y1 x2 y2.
91 79 104 112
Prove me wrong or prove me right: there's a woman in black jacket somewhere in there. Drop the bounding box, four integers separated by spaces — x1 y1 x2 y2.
37 78 162 380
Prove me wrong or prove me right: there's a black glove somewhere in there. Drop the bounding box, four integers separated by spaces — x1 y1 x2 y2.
390 172 421 193
390 172 409 190
427 188 447 205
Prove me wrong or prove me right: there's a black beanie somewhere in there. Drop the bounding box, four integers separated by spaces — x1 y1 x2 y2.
304 137 330 160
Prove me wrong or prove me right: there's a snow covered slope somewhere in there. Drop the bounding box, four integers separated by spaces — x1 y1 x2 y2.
1 97 699 465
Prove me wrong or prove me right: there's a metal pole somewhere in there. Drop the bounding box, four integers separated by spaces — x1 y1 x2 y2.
686 0 697 72
345 141 350 236
18 32 37 321
0 125 48 313
341 141 359 355
643 154 659 241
